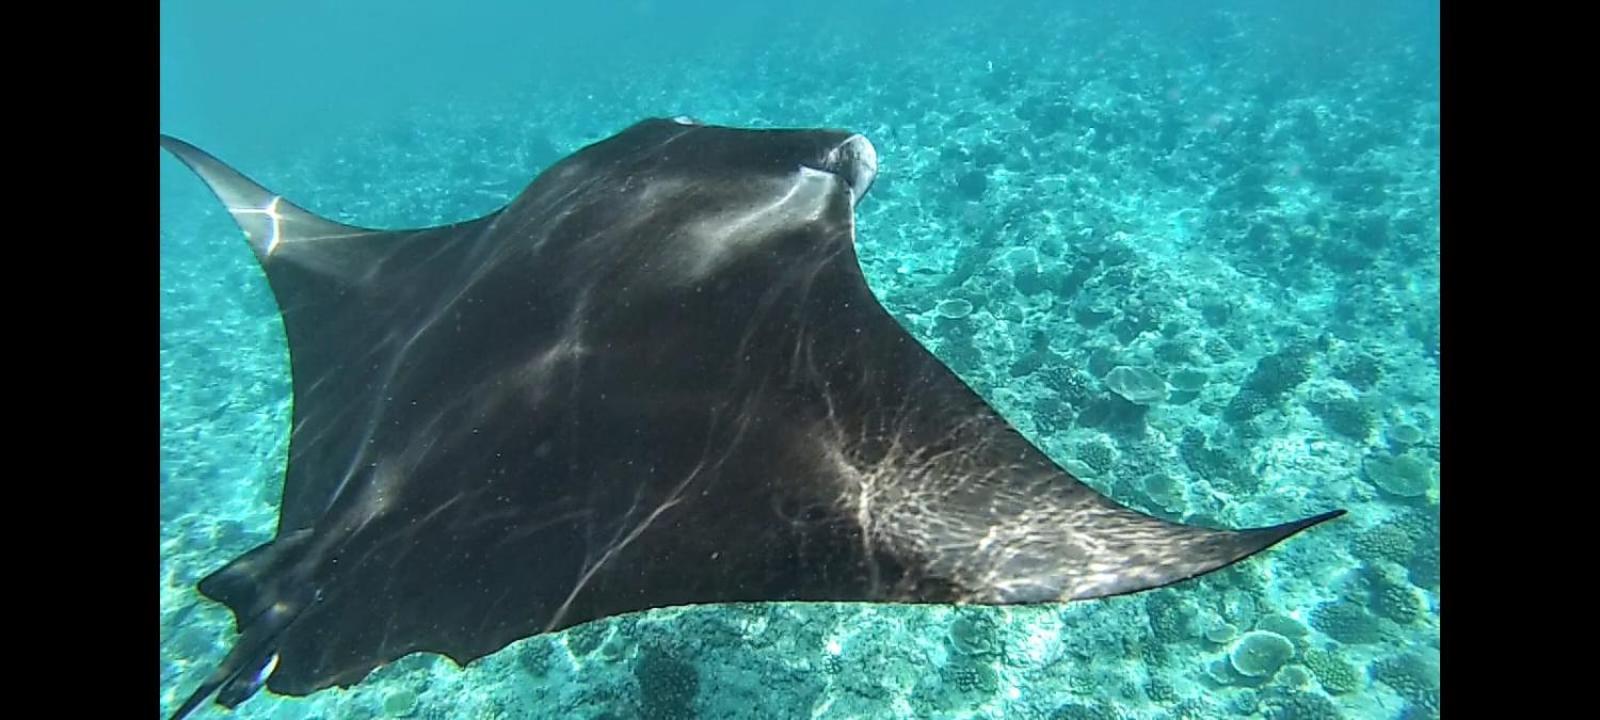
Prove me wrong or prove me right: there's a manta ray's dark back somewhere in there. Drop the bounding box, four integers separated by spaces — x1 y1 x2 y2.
160 118 1344 719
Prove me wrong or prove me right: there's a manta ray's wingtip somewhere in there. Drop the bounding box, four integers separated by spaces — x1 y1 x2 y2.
1286 508 1348 532
1243 507 1349 548
160 133 377 264
1061 505 1351 603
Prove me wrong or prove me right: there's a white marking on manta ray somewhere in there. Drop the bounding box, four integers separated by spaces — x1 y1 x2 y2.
230 195 286 255
256 652 279 682
670 166 836 284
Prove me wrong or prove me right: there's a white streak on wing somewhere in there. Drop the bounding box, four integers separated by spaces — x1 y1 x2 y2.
229 195 286 255
674 168 835 283
544 491 681 632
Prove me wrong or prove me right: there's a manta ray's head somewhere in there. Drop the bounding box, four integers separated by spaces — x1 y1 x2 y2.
528 116 881 289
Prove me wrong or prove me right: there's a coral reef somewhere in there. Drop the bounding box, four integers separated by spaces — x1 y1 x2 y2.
1309 601 1383 645
1104 366 1169 404
1230 631 1295 679
1363 453 1437 498
1302 648 1361 695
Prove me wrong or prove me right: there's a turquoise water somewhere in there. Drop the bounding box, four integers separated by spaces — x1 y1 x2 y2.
159 1 1440 718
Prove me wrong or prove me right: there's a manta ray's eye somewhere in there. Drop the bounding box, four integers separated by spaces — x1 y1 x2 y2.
671 115 701 126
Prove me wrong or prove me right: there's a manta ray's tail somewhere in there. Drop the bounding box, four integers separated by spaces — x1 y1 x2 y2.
167 531 317 720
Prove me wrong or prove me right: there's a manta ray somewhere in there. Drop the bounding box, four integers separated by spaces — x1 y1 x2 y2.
159 117 1344 719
